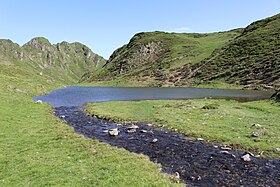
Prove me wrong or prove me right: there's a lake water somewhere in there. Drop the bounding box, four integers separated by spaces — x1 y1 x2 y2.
33 86 273 107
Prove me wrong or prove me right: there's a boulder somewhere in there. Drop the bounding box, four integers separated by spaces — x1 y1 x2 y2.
108 128 119 136
151 138 158 143
241 154 251 162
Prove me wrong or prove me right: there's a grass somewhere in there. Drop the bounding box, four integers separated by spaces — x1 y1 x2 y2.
194 13 280 87
0 64 183 186
82 30 241 86
86 99 280 158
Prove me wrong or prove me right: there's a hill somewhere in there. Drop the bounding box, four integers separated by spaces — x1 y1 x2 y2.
80 30 241 86
82 13 280 90
0 37 106 84
183 13 280 89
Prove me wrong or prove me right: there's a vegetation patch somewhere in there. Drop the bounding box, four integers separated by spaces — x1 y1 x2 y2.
0 63 182 186
86 99 280 158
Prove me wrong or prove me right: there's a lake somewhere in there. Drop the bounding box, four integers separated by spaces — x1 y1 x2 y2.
33 86 273 107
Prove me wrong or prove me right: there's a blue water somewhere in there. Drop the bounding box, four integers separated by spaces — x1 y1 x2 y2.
33 86 273 107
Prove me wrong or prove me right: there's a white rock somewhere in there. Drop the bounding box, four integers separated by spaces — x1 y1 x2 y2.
152 138 158 143
140 130 148 133
220 151 230 155
60 115 66 118
128 124 139 129
276 148 280 152
36 100 43 104
241 154 251 162
108 128 119 136
221 146 232 150
251 123 262 127
175 172 180 179
126 129 136 133
197 138 204 141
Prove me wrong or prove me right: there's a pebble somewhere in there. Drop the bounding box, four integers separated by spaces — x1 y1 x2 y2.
220 151 230 155
197 138 204 141
251 123 262 127
221 146 232 150
140 129 148 133
127 129 137 133
152 138 158 143
241 154 251 162
36 100 43 104
128 124 139 129
252 130 264 137
108 128 119 136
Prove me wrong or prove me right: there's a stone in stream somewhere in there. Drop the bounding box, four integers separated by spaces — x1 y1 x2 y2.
220 151 230 155
126 124 139 133
140 129 148 133
128 124 139 129
108 128 119 136
126 129 137 133
36 100 43 104
151 138 158 143
221 146 232 150
241 154 251 162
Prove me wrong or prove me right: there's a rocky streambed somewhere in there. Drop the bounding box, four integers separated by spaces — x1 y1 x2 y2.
55 106 280 186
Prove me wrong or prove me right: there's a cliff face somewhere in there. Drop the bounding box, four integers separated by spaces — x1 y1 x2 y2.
0 37 106 83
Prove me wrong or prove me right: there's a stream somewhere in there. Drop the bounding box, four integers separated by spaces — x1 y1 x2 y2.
34 86 279 186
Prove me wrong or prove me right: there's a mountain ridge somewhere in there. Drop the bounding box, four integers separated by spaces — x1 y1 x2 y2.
0 37 106 83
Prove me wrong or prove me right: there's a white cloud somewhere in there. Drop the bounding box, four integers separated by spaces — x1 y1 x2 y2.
174 27 191 33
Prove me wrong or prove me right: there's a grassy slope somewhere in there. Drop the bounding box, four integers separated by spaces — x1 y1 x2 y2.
86 99 280 158
0 37 106 84
0 64 183 186
191 13 280 89
82 30 241 87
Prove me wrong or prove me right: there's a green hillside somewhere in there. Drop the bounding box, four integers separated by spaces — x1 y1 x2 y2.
0 39 182 186
81 30 241 87
180 13 280 89
0 37 106 84
82 13 280 90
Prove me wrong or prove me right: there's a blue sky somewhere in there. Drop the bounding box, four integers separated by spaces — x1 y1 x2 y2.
1 0 280 59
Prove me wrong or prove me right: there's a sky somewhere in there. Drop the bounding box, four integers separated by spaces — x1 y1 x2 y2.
1 0 280 59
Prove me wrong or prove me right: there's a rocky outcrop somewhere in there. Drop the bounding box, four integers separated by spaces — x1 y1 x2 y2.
103 32 167 76
0 37 106 82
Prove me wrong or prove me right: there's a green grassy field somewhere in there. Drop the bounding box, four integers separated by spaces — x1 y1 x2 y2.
0 65 183 186
86 99 280 158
